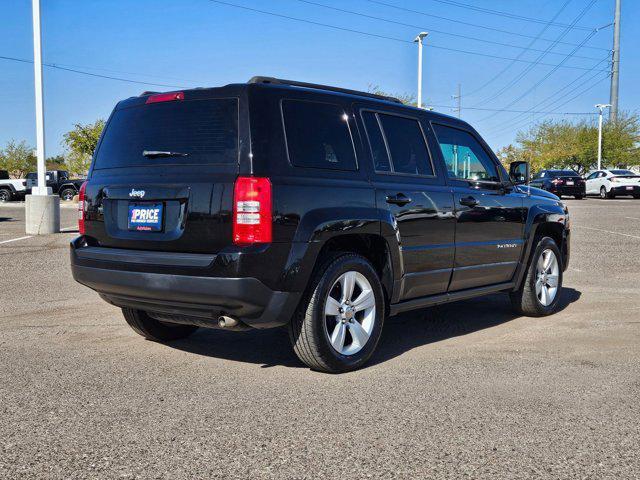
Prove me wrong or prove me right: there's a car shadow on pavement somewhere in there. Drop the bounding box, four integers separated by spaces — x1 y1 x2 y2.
167 288 581 370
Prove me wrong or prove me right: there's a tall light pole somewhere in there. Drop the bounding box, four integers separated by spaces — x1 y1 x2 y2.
32 0 47 196
609 0 621 121
414 32 428 109
26 0 60 235
596 103 611 170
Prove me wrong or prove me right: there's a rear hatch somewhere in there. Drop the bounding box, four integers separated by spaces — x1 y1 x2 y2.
84 88 245 254
552 172 583 188
610 171 640 187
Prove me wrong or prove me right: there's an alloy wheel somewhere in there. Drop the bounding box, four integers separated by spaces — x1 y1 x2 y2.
324 271 376 356
535 249 560 306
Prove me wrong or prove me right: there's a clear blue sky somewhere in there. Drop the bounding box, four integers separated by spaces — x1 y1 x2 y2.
1 0 637 157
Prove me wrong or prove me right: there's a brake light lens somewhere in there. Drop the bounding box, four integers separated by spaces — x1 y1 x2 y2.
78 181 88 235
551 178 564 185
145 91 184 104
611 177 620 183
233 176 272 245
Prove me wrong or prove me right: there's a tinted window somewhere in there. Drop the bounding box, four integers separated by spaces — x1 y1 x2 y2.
378 114 433 175
432 124 499 182
551 170 579 177
361 111 391 172
94 98 238 169
26 173 37 180
610 169 636 176
586 172 598 180
282 100 356 171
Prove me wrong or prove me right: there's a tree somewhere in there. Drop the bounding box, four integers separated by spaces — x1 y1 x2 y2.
496 144 538 171
368 84 417 106
62 119 105 175
46 154 66 170
513 112 640 175
0 140 36 178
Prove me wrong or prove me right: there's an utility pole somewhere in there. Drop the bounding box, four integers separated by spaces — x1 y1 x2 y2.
414 32 428 108
609 0 621 120
596 103 611 170
26 0 60 235
452 84 461 118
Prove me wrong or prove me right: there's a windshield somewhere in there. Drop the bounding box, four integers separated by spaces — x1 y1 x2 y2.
610 169 637 176
93 98 238 169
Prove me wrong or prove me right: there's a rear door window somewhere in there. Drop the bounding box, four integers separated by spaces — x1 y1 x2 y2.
93 98 239 169
361 111 434 176
281 99 357 171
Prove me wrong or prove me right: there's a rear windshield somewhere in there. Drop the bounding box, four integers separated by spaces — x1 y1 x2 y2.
551 170 579 177
93 98 238 169
610 169 637 176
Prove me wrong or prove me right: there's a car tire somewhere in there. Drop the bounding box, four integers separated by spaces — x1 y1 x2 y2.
59 187 76 202
633 195 640 199
600 186 613 199
574 194 584 200
288 253 385 373
510 236 563 317
122 308 198 341
0 188 11 203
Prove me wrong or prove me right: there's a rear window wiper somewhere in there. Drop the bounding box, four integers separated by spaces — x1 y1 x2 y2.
142 150 189 158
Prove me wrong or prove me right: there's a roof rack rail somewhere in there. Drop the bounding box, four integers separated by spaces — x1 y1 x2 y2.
248 76 403 104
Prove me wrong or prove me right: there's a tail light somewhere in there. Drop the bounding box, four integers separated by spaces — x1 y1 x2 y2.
233 176 272 245
78 181 87 235
611 177 620 183
551 178 564 185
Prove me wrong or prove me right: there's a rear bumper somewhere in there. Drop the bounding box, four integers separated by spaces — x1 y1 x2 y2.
548 185 585 196
70 239 300 329
611 185 640 195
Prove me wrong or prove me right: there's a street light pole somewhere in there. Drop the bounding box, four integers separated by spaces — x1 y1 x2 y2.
414 32 428 109
25 0 60 235
595 103 611 170
32 0 48 196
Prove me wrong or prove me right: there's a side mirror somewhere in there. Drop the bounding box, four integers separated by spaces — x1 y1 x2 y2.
509 161 530 185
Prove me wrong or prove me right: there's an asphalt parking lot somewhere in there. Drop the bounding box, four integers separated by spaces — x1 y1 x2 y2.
1 198 639 479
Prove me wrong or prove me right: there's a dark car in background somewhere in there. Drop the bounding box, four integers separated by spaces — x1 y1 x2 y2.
26 170 86 201
529 169 586 199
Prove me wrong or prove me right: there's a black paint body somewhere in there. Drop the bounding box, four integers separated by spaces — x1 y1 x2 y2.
71 82 570 328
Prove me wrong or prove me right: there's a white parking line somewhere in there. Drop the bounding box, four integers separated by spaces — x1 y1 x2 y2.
60 226 77 232
0 235 32 245
624 217 640 221
574 225 640 240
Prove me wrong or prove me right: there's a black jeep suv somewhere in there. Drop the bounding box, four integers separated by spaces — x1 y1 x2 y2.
71 77 570 373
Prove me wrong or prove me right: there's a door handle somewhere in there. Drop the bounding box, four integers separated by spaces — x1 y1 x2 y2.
459 196 479 207
385 193 411 206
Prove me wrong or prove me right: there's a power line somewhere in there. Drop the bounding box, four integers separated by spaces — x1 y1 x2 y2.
424 0 594 31
209 0 608 71
483 66 608 133
486 74 609 137
293 0 602 61
430 105 596 115
0 55 189 89
483 68 609 135
472 0 600 109
365 0 610 51
458 0 572 100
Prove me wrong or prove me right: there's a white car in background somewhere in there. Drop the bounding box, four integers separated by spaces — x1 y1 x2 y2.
585 169 640 199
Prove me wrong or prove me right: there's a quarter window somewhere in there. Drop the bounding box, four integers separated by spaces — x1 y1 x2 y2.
282 100 357 171
432 124 500 182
